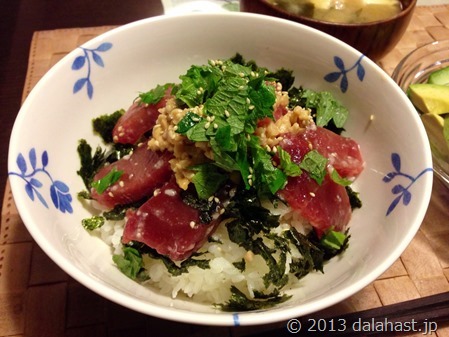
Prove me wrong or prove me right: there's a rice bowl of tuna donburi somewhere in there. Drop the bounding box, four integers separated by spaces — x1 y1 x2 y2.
8 13 432 325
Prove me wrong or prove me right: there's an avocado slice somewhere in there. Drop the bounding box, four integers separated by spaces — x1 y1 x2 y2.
421 113 449 161
408 83 449 115
428 65 449 86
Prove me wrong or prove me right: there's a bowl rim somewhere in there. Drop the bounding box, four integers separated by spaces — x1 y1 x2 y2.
8 11 433 326
240 0 418 27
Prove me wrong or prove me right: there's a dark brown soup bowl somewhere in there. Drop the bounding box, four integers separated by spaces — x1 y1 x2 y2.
240 0 417 61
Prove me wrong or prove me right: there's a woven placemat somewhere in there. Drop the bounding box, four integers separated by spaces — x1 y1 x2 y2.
1 6 449 337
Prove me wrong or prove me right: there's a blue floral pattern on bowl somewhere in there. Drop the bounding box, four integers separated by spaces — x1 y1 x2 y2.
324 55 365 93
9 148 73 214
383 153 433 216
72 42 113 99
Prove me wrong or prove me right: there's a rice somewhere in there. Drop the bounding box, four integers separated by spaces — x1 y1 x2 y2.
97 201 312 304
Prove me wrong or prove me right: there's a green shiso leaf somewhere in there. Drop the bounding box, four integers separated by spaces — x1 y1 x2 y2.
320 230 348 250
190 164 227 200
138 83 172 105
112 247 144 280
330 168 353 186
289 88 349 130
277 146 302 177
299 150 328 185
91 167 123 194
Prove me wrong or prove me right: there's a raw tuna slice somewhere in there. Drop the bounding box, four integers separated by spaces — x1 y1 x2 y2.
112 92 170 145
279 173 351 236
281 126 364 178
91 145 172 209
122 180 218 261
278 126 363 235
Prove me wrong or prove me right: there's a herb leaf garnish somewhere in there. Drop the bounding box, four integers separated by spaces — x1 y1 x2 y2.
299 150 328 185
175 58 289 197
91 167 123 194
139 83 173 105
112 247 144 280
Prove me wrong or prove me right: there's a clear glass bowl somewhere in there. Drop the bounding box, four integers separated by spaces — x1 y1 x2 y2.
392 39 449 186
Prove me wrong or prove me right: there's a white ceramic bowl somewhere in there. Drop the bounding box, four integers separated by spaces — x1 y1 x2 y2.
8 13 432 326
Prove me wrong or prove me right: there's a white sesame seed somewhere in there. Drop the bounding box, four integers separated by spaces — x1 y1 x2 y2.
219 208 225 215
164 189 177 197
119 181 125 187
204 122 211 129
248 178 253 186
239 72 245 77
249 105 255 110
213 123 218 129
309 192 316 197
189 221 196 228
246 98 251 104
225 110 230 118
245 250 254 262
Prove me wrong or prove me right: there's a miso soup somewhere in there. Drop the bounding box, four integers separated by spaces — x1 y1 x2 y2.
265 0 403 24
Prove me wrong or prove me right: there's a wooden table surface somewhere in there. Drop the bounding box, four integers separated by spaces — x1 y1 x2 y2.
1 1 449 336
